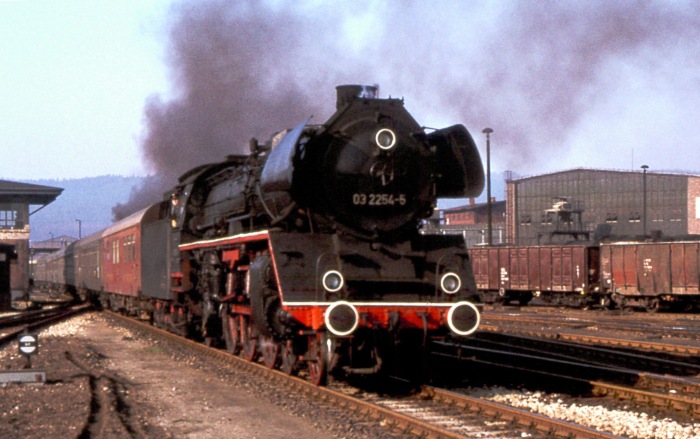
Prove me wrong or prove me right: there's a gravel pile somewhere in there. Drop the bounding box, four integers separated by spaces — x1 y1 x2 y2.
474 387 700 439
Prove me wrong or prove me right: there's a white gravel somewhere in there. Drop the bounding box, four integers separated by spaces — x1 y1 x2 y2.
474 387 700 439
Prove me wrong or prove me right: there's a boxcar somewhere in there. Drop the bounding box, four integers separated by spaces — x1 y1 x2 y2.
471 244 601 307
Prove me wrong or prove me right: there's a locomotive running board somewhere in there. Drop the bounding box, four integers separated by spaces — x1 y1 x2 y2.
178 230 270 251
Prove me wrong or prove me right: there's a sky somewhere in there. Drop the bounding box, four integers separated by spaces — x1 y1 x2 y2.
2 0 700 189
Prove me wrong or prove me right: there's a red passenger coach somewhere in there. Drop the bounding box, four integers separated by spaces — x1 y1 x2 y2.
100 203 167 310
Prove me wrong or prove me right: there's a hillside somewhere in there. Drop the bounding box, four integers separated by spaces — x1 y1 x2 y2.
21 176 147 242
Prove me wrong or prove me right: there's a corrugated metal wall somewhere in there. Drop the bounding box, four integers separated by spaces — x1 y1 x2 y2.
508 170 690 245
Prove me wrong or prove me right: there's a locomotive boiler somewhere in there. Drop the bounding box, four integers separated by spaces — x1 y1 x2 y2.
167 85 485 383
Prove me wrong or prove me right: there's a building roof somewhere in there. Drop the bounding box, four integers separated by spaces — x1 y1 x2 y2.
442 200 506 213
0 180 63 205
509 167 700 183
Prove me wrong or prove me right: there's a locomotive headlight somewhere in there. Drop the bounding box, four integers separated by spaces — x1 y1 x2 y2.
322 270 344 293
447 301 480 336
440 272 461 294
325 301 359 336
375 128 396 150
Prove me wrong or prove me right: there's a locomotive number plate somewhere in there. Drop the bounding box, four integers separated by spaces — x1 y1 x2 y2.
352 193 407 206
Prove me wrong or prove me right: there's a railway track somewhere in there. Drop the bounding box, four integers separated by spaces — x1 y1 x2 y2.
481 308 700 356
105 310 624 438
434 332 700 419
0 303 93 347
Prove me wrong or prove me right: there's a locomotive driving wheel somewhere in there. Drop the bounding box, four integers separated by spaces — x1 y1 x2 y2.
222 310 241 355
307 332 329 386
240 315 259 362
261 336 280 369
280 340 298 376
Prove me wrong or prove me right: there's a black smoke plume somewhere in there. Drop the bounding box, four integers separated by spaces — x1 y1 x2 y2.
113 0 339 220
376 1 700 167
114 0 700 219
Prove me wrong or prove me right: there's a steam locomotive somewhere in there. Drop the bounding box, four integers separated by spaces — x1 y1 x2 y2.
34 85 486 384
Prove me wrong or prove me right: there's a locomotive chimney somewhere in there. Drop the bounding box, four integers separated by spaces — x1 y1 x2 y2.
336 84 379 109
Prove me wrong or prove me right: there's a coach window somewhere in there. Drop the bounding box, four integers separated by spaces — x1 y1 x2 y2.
124 234 136 262
112 239 120 264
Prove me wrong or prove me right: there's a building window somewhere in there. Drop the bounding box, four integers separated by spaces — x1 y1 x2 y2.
696 197 700 219
0 210 17 228
629 212 641 223
606 213 618 223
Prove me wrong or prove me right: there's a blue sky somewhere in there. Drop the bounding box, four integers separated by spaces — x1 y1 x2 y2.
1 1 171 180
2 0 700 184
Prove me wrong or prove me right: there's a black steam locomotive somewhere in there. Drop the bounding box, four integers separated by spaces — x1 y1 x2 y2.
36 85 486 385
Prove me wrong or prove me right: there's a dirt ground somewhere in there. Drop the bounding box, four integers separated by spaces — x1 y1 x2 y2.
0 312 350 438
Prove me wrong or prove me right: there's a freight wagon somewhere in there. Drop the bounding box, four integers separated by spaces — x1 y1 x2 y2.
600 241 700 311
470 243 602 307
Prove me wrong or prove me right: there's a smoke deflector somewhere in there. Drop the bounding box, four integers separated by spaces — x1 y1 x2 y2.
428 125 485 198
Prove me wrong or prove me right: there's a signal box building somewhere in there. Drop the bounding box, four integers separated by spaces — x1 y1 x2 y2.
0 180 63 308
506 169 700 246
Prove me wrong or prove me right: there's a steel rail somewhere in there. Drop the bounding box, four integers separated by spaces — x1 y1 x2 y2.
433 346 700 418
0 303 94 347
478 324 700 356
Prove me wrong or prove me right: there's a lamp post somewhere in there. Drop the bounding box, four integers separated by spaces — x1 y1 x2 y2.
482 128 493 245
641 165 648 237
75 219 82 239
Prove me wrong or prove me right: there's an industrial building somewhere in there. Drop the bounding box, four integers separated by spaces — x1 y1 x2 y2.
505 168 700 245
